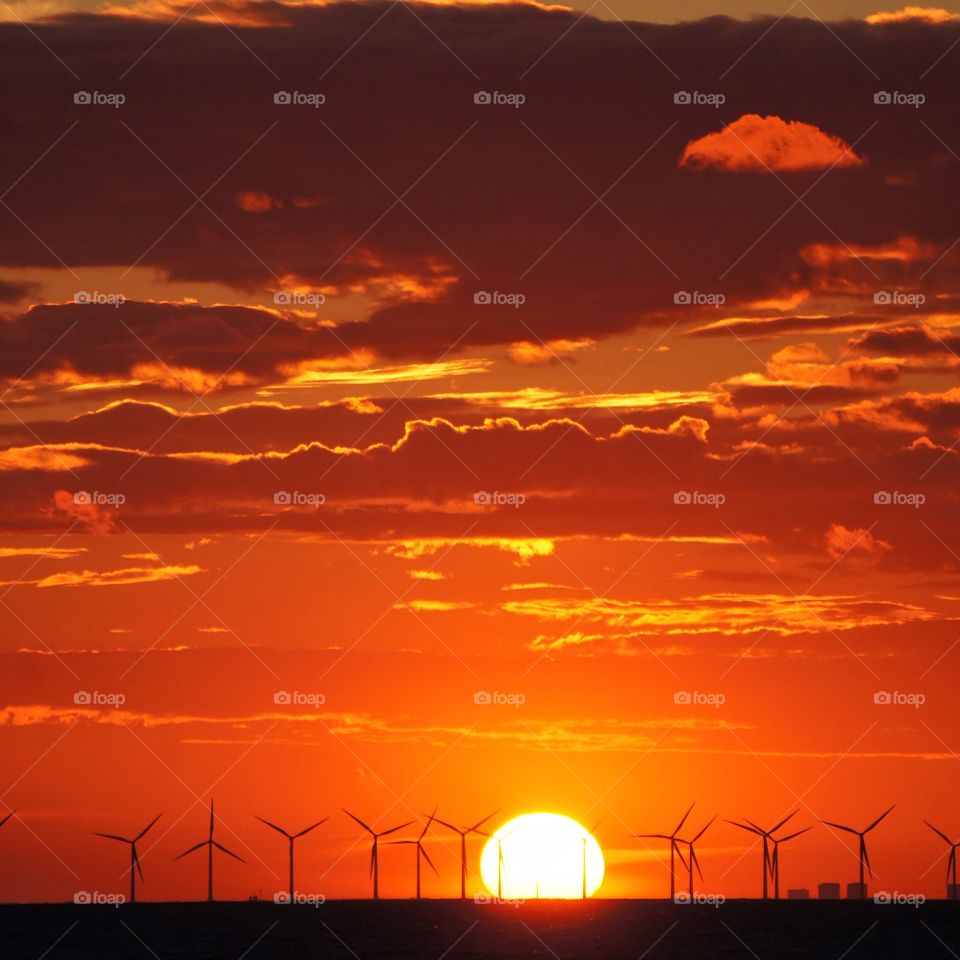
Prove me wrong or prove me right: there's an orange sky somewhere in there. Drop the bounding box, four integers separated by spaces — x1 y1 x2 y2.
0 0 959 904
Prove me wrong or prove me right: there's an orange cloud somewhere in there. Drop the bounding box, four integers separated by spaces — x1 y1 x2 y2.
680 114 865 173
866 6 959 23
0 563 203 589
507 338 595 366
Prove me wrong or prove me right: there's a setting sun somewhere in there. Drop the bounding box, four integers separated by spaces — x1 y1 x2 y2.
479 813 604 899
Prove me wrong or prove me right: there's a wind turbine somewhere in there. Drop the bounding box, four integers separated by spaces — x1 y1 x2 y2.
433 811 498 899
821 805 895 898
255 814 328 901
924 821 960 899
725 812 797 899
581 817 605 900
769 827 812 900
387 810 438 899
174 799 245 902
632 802 695 899
676 816 715 901
342 810 414 900
93 814 161 904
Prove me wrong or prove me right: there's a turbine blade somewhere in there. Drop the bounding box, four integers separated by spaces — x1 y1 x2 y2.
209 799 214 839
769 811 797 834
778 826 813 843
431 817 460 834
212 840 245 863
674 839 689 872
420 808 438 840
744 818 765 833
862 838 873 879
632 833 671 840
255 816 291 838
821 820 858 835
674 802 695 837
865 806 895 833
924 820 953 845
726 820 763 836
369 842 376 879
342 809 374 834
468 810 499 833
691 846 704 881
378 820 415 838
174 840 209 861
0 811 14 829
135 814 162 841
294 818 329 839
93 833 129 843
693 816 716 842
133 845 144 882
421 844 439 876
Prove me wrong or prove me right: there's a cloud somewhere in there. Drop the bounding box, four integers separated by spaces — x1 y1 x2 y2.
0 563 203 588
866 6 959 23
680 114 866 173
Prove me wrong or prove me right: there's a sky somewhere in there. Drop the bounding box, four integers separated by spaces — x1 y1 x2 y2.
0 0 959 905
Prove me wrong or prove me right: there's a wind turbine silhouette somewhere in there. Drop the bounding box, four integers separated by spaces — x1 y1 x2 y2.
581 817 605 899
433 811 498 900
255 814 328 902
632 802 694 899
387 810 438 899
93 814 161 904
342 810 413 900
174 800 245 902
676 816 715 901
769 827 812 899
725 812 797 899
924 821 960 899
821 805 895 897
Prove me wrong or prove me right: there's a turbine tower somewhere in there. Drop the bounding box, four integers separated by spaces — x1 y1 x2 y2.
255 814 328 902
821 805 895 898
174 799 245 902
342 810 413 900
93 814 162 904
725 812 797 899
924 821 960 900
769 827 812 899
632 802 695 899
676 816 715 901
433 811 498 900
387 810 438 899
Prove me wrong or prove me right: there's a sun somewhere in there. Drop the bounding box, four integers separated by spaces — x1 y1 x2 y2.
479 813 604 899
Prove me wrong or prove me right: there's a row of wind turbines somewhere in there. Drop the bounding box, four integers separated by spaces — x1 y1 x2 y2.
2 801 958 902
634 802 959 900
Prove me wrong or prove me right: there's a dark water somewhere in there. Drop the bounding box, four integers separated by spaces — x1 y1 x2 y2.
2 899 958 960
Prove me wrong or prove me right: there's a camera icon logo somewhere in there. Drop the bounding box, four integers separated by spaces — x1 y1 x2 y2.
874 691 891 705
274 691 292 705
474 91 492 105
274 91 292 104
673 891 691 903
274 491 292 505
273 291 292 305
674 91 692 104
274 892 291 904
473 291 491 305
474 893 492 903
73 491 92 505
474 691 492 705
673 491 691 505
874 91 892 105
874 291 892 305
74 91 91 105
73 291 91 304
74 891 91 904
473 491 492 505
673 291 691 305
74 691 92 705
673 691 692 705
874 491 891 505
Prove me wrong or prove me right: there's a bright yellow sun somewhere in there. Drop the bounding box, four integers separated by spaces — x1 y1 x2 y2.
479 812 604 899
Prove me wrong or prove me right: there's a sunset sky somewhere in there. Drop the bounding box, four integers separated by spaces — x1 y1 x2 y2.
1 0 960 904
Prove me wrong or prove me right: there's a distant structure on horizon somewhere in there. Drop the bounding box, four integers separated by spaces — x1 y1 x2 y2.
819 882 841 900
787 888 809 899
